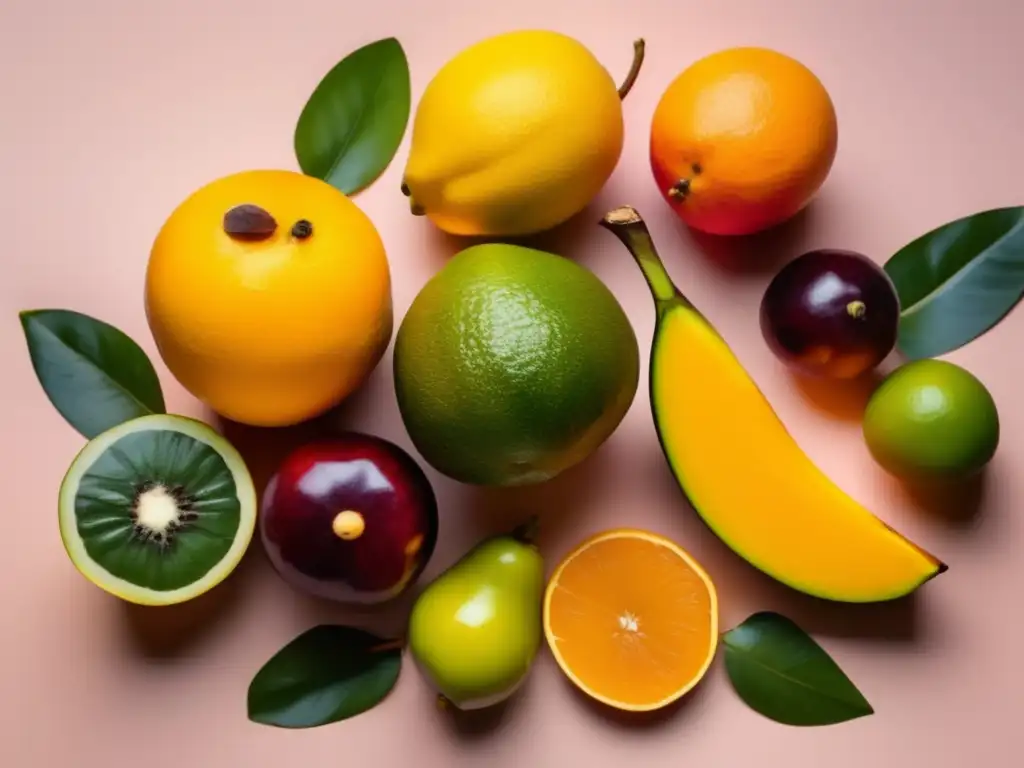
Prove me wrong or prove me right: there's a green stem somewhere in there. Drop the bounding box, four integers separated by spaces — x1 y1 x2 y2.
511 514 540 545
599 206 680 307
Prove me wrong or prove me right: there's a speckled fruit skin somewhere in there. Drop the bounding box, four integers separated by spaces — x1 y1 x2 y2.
259 433 438 605
760 249 900 379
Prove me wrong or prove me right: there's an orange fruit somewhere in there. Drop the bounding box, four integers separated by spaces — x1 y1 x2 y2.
145 169 392 427
543 528 719 711
650 47 838 236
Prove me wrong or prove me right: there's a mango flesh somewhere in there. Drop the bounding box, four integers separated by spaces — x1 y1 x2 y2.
408 533 544 709
652 306 944 602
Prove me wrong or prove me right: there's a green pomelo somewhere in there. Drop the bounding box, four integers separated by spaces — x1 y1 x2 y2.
58 413 257 605
393 243 639 486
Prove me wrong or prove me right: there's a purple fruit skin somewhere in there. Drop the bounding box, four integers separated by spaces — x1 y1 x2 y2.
759 249 901 379
259 432 439 605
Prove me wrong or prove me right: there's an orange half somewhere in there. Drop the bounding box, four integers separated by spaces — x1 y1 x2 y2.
543 528 719 712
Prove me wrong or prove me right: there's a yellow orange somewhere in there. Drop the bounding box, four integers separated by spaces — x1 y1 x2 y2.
145 169 392 427
650 47 838 236
543 528 719 712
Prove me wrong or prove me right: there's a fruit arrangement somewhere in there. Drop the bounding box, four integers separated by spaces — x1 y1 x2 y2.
17 28 1023 734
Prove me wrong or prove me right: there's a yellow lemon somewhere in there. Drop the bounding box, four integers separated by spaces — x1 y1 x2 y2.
145 169 392 427
401 30 644 237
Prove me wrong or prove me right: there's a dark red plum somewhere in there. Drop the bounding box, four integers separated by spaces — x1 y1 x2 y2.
760 249 900 379
259 432 439 605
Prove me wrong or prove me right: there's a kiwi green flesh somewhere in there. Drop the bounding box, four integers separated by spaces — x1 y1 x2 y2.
73 428 242 592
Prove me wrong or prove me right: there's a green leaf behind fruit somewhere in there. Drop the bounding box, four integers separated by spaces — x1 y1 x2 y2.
247 625 403 729
19 309 166 439
723 611 874 727
884 206 1024 360
294 37 411 196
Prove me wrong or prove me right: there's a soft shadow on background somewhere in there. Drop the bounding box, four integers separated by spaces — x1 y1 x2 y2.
684 202 818 276
792 368 884 422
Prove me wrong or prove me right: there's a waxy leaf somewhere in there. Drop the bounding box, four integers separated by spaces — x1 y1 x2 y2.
19 309 165 439
884 206 1024 360
248 625 403 729
294 37 411 195
723 612 874 726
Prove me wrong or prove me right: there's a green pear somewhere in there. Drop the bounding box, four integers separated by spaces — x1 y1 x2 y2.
408 521 544 710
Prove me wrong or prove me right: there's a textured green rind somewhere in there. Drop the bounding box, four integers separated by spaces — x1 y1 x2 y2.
393 243 639 486
58 413 257 606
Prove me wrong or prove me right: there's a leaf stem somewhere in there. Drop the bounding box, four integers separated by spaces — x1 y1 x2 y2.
369 638 405 653
618 39 645 99
511 514 540 545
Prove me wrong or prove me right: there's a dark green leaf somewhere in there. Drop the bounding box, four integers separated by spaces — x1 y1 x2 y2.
884 206 1024 359
294 37 411 195
19 309 165 439
723 611 874 726
247 625 403 729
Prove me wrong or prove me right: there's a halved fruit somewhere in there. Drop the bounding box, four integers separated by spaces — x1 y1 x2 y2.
58 413 257 606
600 206 946 603
543 528 719 712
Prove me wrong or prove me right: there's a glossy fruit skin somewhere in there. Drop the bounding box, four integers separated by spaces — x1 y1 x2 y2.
259 433 438 605
145 169 392 427
863 359 1000 480
760 249 900 379
408 531 544 710
393 243 640 486
650 47 838 236
402 30 624 236
601 207 944 604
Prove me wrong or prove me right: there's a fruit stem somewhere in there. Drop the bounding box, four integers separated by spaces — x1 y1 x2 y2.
618 39 646 99
370 638 406 653
511 515 540 545
291 219 313 239
599 206 680 308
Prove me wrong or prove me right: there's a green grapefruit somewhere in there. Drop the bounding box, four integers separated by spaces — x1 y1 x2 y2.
393 243 639 486
58 413 257 605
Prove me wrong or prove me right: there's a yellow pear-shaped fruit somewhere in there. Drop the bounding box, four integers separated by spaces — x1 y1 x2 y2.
401 30 644 237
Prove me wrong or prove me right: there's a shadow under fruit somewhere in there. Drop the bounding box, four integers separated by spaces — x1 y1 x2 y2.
259 432 439 605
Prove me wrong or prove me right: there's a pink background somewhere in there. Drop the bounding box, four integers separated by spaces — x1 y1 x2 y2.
2 0 1022 765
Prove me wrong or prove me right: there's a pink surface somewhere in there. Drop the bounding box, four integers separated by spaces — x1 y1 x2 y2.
2 0 1022 765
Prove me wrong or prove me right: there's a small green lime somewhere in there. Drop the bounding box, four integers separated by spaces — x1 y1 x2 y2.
863 359 999 480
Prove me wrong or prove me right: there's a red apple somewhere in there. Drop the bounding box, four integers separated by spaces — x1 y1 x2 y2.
259 432 439 605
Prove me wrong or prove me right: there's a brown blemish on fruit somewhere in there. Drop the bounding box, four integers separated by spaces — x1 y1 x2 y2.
223 204 277 240
668 178 691 200
291 219 313 239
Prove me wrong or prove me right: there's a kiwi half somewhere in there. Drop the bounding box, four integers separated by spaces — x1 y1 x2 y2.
58 413 257 606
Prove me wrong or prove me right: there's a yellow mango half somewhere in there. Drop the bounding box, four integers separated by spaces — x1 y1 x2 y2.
601 207 945 603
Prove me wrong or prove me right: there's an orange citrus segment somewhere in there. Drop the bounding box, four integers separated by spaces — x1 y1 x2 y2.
543 528 718 711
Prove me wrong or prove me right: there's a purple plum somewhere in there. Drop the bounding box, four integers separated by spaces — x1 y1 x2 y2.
760 249 900 379
260 432 438 605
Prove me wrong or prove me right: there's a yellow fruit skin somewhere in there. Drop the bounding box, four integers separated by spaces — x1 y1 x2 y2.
145 170 392 427
402 30 625 237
